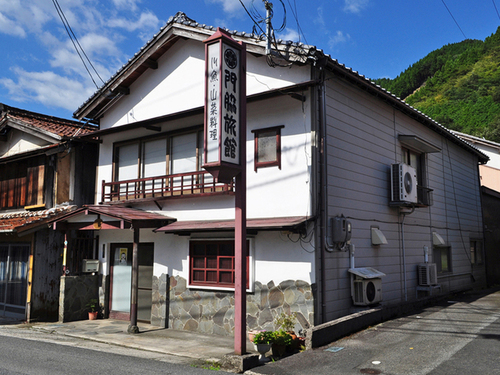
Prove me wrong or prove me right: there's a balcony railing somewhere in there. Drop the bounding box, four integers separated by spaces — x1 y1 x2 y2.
101 171 234 204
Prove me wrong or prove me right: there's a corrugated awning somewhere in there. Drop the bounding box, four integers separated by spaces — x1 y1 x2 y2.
348 268 386 279
154 216 310 234
51 205 176 231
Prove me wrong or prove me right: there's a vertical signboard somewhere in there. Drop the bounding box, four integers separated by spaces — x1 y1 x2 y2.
206 42 220 164
204 28 247 356
203 28 244 183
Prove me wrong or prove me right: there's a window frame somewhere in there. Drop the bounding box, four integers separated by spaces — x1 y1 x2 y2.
251 125 284 172
434 245 452 274
188 239 253 291
112 128 203 183
470 239 484 265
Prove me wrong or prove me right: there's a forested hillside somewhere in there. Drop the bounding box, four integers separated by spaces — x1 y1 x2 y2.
373 26 500 142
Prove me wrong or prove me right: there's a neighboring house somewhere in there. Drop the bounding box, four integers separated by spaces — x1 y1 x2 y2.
451 131 500 286
52 13 488 335
452 131 500 191
0 104 97 321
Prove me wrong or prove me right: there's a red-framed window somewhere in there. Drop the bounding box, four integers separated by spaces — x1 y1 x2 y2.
251 125 284 171
189 240 249 288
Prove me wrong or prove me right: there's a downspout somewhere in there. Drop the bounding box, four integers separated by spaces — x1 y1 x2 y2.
401 214 407 302
318 67 327 323
400 207 414 302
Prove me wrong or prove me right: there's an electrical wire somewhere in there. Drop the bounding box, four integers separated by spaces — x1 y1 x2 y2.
441 0 467 39
51 0 105 89
285 0 308 45
493 0 500 21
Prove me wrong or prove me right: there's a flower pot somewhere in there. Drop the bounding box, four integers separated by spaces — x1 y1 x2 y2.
88 311 98 320
248 330 259 343
253 343 271 362
272 344 286 358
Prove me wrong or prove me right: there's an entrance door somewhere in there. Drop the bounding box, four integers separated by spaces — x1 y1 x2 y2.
0 244 30 318
110 243 153 322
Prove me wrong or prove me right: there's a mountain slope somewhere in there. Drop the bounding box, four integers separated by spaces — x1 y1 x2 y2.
373 26 500 142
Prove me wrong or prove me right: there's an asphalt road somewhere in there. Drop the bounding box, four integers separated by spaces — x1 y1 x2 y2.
247 290 500 375
0 327 230 375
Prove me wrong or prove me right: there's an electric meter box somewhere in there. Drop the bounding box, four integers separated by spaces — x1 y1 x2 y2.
331 216 352 243
82 259 99 273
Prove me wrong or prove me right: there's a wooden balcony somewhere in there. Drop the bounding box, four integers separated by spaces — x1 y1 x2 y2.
100 171 234 204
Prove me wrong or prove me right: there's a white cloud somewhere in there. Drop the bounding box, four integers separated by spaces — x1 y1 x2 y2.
0 67 94 111
207 0 255 18
315 7 326 27
0 12 26 37
112 0 140 12
343 0 369 14
279 28 300 43
329 30 351 48
208 0 242 15
108 11 161 33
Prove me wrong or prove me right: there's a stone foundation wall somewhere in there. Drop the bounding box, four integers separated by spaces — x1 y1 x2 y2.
151 274 169 327
168 276 314 336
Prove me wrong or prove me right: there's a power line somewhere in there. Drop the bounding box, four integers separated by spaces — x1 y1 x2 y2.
493 0 500 21
285 0 308 45
51 0 105 89
441 0 467 39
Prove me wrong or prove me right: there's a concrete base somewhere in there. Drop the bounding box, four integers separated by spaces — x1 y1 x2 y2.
127 325 140 334
220 353 260 373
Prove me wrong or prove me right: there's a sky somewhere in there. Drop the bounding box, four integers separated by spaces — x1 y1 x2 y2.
0 0 499 121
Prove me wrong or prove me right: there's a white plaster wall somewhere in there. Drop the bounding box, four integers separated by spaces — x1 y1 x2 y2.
95 228 315 286
0 130 48 157
99 38 311 130
95 93 312 221
477 144 500 169
253 230 315 285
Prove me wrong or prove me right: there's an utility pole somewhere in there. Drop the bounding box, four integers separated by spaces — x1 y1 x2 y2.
264 1 273 56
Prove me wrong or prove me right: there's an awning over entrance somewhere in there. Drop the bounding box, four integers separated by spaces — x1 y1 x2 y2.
154 216 311 234
51 205 176 230
0 205 77 235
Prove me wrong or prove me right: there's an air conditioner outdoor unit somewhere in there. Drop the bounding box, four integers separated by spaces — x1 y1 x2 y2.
418 263 438 286
352 278 383 306
391 163 418 204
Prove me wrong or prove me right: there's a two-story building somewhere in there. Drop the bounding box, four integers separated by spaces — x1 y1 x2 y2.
53 12 488 335
0 104 97 321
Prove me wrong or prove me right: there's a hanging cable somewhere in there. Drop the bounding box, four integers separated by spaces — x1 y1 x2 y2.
285 0 308 45
51 0 105 89
493 0 500 21
441 0 467 39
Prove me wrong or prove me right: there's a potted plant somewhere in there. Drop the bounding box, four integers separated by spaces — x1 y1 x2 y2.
252 331 273 362
270 329 292 358
274 312 297 335
86 298 99 320
275 312 302 350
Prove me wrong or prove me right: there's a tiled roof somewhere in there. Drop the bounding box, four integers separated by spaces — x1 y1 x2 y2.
0 205 78 233
0 103 97 138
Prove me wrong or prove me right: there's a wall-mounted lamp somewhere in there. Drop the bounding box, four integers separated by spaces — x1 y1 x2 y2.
93 215 102 230
432 231 446 246
371 226 388 246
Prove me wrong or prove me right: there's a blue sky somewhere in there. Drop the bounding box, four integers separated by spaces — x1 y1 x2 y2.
0 0 499 120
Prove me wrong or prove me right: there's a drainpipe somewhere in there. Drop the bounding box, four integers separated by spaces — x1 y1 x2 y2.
401 215 407 302
400 207 414 302
318 68 328 323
